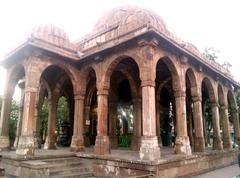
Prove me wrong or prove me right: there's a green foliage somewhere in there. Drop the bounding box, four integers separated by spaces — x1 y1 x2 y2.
204 47 220 61
237 90 240 116
9 100 20 142
56 96 69 132
40 96 69 137
40 98 49 139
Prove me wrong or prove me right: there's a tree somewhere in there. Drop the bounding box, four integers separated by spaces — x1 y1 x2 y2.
203 47 220 61
9 100 20 144
237 89 240 117
56 96 69 133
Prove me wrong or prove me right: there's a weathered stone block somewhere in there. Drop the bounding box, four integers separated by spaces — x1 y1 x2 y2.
139 136 160 161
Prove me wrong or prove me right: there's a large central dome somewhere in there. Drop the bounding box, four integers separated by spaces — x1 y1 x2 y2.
93 5 167 34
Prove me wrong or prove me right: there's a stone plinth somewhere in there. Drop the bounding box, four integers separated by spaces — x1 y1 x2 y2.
131 136 141 151
0 136 10 150
44 135 56 150
94 136 110 155
109 136 118 149
16 135 35 156
139 136 160 161
213 136 223 150
70 135 84 152
194 136 205 152
175 136 191 155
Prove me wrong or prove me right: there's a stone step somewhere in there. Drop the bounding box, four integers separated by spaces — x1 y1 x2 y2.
48 161 85 170
50 166 91 176
50 171 94 178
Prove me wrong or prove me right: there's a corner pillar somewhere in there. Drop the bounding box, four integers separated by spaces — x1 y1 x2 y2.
70 94 85 152
44 95 57 149
131 98 142 151
211 102 223 150
232 107 240 146
139 80 160 160
109 102 118 148
220 105 232 149
174 90 191 155
16 87 38 156
14 81 25 148
94 89 110 155
192 94 205 152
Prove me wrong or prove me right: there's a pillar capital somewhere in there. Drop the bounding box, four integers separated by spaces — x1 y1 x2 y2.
174 90 186 98
141 80 155 87
192 96 202 103
231 106 238 113
97 89 109 96
74 94 85 100
211 101 219 108
24 87 38 93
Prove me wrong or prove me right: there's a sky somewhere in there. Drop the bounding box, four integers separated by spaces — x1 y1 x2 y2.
0 0 240 99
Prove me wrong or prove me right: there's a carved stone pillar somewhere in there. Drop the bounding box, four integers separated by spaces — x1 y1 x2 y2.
70 94 85 152
16 87 38 156
232 107 240 146
220 105 232 149
44 96 57 149
174 90 191 155
14 81 25 148
0 96 12 150
109 102 118 148
211 102 223 150
139 80 160 160
131 98 142 151
192 95 205 152
94 89 110 155
156 99 162 147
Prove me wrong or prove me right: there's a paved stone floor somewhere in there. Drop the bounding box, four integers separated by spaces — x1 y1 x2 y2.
193 164 240 178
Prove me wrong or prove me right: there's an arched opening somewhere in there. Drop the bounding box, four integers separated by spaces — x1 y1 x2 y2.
185 69 197 148
217 85 224 139
5 65 26 148
107 57 140 149
156 58 177 149
84 68 97 147
39 65 74 149
227 91 237 146
201 78 215 149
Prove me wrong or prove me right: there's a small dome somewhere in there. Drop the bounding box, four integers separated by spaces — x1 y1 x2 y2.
30 24 75 50
94 5 167 34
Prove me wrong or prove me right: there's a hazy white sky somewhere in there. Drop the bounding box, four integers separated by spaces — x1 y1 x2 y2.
0 0 240 97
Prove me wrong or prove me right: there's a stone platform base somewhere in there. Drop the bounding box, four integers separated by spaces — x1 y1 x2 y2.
77 149 239 178
0 148 239 178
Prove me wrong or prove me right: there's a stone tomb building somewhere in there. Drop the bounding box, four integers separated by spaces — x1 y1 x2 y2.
0 6 240 162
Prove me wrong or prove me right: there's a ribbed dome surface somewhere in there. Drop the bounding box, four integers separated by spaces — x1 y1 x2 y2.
30 24 76 50
94 5 167 33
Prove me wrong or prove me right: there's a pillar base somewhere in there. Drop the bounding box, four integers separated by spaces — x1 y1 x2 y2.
131 136 141 151
109 136 118 149
94 136 110 155
33 132 42 149
0 136 10 151
175 136 192 155
139 136 160 161
44 135 56 150
223 136 232 150
158 136 163 147
13 136 19 148
70 135 84 152
16 135 35 156
194 137 205 152
213 136 223 150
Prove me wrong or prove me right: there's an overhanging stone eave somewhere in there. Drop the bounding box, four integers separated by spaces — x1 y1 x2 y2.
1 39 79 68
148 28 240 88
29 38 79 60
77 26 150 61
